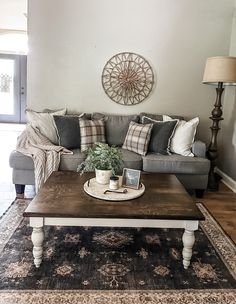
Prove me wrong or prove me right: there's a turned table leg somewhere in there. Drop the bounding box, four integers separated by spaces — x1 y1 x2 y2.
30 218 44 268
182 229 195 269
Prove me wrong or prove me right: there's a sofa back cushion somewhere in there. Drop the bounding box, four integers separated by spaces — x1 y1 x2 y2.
92 113 139 146
53 114 85 149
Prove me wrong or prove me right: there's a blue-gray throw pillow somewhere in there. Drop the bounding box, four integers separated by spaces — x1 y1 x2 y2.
142 116 178 155
54 114 85 149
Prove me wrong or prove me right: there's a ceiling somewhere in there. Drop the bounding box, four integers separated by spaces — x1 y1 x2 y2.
0 0 27 31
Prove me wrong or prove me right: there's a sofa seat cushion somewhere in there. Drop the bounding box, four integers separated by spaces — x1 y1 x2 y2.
10 148 142 173
142 153 210 174
55 149 142 172
59 149 142 172
9 151 34 170
9 149 86 172
119 148 143 170
59 149 86 171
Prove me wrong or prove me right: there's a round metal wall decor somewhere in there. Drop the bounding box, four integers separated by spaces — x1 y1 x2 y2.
102 52 154 106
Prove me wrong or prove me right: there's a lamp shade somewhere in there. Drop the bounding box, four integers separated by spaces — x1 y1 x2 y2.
203 56 236 85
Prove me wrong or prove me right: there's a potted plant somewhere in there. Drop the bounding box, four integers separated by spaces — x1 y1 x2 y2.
77 143 123 184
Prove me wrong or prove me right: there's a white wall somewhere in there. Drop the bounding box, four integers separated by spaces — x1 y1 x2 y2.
28 0 235 145
218 0 236 181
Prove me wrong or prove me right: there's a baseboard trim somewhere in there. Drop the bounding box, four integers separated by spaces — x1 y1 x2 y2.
215 167 236 193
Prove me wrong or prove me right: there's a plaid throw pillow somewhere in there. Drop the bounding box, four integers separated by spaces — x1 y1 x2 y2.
80 119 106 152
122 121 153 156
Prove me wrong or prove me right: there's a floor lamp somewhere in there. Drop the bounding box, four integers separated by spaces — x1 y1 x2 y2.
202 56 236 191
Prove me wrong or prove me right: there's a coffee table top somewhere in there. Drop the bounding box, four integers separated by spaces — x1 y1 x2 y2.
24 171 204 221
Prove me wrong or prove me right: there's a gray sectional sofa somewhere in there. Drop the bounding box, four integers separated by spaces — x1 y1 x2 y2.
9 112 210 198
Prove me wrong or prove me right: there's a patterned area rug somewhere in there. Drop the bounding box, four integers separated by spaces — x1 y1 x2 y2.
0 200 235 304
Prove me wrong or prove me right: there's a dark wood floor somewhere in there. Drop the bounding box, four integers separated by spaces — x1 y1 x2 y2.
202 182 236 243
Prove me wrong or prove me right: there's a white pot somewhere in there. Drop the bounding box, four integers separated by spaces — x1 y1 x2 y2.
95 169 112 185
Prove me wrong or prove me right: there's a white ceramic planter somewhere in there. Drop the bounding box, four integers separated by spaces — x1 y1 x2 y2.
95 169 112 185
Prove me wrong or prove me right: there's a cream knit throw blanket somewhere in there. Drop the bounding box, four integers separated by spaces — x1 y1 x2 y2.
16 125 72 192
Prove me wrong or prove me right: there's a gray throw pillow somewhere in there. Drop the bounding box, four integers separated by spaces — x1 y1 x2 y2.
140 112 184 121
53 114 85 149
92 113 139 146
140 112 163 122
142 116 178 155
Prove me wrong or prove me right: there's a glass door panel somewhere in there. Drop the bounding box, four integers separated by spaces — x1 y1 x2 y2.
0 58 14 115
0 54 20 122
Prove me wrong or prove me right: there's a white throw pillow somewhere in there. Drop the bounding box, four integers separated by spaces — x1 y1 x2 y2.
163 115 199 157
26 108 67 144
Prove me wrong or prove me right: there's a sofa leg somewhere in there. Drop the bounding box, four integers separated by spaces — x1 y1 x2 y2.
15 184 25 199
195 189 204 198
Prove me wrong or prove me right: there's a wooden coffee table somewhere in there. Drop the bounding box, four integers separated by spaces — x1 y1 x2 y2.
23 171 204 269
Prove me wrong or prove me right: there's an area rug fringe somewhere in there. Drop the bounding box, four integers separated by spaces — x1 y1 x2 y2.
197 203 236 280
0 199 29 253
0 289 235 304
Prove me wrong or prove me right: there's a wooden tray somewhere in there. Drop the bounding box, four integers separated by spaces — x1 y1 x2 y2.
83 178 145 201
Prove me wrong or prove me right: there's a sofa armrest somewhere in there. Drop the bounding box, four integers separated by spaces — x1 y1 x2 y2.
192 140 207 158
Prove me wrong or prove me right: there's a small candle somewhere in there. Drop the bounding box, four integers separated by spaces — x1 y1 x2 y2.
109 176 119 190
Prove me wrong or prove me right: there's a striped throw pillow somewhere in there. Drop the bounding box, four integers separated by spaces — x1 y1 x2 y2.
80 119 106 152
122 121 153 156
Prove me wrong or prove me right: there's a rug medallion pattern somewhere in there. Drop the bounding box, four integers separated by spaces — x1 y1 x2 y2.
0 200 235 304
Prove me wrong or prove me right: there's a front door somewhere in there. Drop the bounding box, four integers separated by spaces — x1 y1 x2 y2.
0 54 26 123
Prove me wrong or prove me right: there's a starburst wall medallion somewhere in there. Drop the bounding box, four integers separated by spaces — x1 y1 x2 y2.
102 52 154 106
